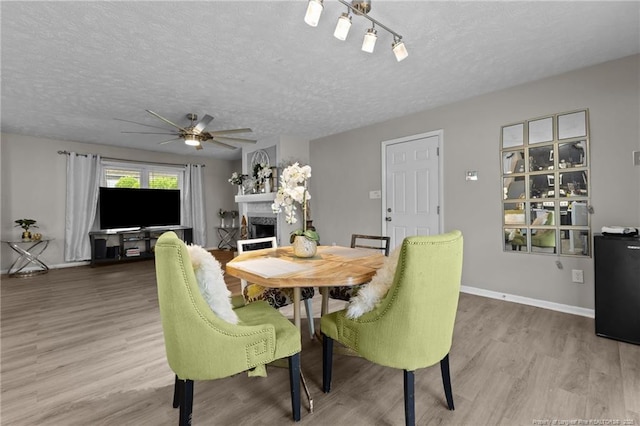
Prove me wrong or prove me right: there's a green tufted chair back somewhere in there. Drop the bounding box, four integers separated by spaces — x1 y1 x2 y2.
154 231 295 381
322 230 464 371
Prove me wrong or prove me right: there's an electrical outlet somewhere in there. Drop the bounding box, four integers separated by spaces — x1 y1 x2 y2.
571 269 584 283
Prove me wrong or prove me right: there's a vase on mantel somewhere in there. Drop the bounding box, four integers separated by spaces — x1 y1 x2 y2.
237 185 244 196
292 235 317 258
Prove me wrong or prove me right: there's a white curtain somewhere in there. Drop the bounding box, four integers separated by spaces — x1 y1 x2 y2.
64 153 101 261
183 164 207 246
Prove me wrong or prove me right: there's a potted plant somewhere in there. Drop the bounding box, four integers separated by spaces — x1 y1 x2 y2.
271 163 320 257
253 162 273 193
218 209 227 228
15 218 38 240
228 172 246 195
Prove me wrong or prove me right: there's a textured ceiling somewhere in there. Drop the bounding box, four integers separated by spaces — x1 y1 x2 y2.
2 1 639 160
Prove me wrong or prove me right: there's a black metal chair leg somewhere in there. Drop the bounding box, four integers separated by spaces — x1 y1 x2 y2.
440 354 455 410
288 353 301 422
173 375 180 409
322 334 334 393
404 370 415 426
179 379 193 426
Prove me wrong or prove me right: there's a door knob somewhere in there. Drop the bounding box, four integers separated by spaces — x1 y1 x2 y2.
385 217 392 222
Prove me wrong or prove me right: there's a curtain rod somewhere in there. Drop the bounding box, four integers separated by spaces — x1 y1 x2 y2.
57 150 205 168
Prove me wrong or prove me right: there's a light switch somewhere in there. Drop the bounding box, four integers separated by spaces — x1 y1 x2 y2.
465 171 478 181
369 190 381 199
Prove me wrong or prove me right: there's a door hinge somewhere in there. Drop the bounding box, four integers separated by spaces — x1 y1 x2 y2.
437 147 440 156
437 206 440 214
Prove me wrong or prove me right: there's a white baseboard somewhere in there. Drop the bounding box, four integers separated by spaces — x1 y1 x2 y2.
1 261 90 276
460 285 595 318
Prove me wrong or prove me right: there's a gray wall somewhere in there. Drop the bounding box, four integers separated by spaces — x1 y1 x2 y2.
1 133 241 269
310 55 640 310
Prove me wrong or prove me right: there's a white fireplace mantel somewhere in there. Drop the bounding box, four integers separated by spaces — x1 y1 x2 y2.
234 193 276 204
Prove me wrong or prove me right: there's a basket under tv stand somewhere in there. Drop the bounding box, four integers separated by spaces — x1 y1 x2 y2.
89 226 193 266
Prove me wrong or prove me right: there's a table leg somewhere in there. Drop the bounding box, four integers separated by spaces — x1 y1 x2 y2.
293 287 301 330
320 287 329 316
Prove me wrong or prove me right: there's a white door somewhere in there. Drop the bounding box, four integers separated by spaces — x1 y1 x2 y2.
383 131 441 249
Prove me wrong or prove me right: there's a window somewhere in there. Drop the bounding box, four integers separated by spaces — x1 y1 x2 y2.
101 161 182 190
501 109 590 256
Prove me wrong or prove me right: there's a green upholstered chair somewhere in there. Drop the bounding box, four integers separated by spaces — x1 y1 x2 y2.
321 231 464 426
327 234 390 302
531 211 556 252
154 231 302 425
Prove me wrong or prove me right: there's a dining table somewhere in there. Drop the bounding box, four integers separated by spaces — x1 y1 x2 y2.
225 244 385 329
225 244 385 413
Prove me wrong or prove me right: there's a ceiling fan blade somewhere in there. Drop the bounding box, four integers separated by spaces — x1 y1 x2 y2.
206 139 237 150
113 118 173 131
209 128 253 135
193 114 214 134
214 136 257 144
158 138 182 145
121 131 180 135
146 110 187 132
195 143 204 150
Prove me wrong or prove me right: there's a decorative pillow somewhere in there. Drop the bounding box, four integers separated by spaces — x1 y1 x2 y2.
186 244 239 324
346 246 402 319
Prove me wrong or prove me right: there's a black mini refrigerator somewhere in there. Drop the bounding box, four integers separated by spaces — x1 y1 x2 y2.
594 234 640 345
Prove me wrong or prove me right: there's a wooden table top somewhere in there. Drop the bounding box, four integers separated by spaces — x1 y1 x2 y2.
225 245 385 288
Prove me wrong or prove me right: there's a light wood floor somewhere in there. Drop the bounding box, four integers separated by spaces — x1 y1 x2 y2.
1 258 638 425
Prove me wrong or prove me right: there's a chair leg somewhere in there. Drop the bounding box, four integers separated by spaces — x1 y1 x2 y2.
179 379 193 426
440 354 455 410
172 375 180 408
322 334 334 393
303 298 315 338
288 353 301 422
404 370 415 426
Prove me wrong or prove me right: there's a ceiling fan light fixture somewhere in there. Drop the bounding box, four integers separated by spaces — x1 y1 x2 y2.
334 12 352 40
392 38 408 62
304 0 324 27
361 27 377 53
184 134 200 146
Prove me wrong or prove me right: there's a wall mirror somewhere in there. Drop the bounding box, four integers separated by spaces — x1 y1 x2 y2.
501 109 590 256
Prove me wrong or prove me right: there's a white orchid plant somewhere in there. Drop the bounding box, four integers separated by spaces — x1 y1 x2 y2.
271 162 319 243
228 172 244 185
253 163 272 183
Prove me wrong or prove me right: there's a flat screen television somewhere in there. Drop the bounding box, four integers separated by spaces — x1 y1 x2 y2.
99 187 181 230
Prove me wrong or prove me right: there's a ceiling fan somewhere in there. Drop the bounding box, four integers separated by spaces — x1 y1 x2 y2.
116 110 257 150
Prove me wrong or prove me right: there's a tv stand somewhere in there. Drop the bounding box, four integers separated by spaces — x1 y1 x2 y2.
89 226 192 266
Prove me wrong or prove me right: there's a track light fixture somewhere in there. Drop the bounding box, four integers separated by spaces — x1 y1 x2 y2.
304 0 407 62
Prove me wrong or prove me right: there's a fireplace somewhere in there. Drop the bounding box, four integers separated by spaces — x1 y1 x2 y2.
247 216 276 239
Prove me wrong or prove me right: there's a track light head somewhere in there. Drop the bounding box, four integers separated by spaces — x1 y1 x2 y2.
334 12 352 40
392 38 408 62
304 0 324 27
362 27 377 53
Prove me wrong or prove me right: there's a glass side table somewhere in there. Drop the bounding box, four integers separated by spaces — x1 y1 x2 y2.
216 227 239 250
2 238 53 277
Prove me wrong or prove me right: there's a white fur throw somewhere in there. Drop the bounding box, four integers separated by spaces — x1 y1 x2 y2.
186 245 239 325
346 246 402 319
